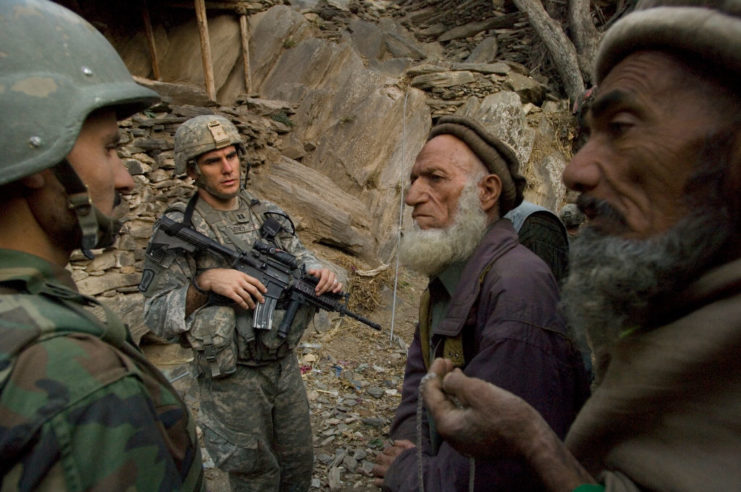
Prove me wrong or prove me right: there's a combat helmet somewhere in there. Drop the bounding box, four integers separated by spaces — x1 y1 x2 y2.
0 0 159 256
0 0 159 184
174 115 247 175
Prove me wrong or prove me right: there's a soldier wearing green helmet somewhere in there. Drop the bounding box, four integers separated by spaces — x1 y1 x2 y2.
0 0 203 489
141 113 345 491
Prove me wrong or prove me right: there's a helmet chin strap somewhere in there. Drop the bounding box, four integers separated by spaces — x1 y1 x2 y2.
53 160 122 259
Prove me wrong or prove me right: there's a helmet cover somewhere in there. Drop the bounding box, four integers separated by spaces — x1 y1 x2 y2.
174 115 246 175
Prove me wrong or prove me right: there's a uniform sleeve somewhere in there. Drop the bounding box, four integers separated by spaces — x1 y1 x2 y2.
0 334 202 491
271 208 348 286
279 230 324 273
139 211 199 341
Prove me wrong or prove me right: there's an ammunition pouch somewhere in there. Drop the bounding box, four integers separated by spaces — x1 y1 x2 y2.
187 305 238 379
235 305 313 364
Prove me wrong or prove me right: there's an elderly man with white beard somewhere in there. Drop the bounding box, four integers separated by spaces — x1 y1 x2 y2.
372 116 589 491
421 1 741 491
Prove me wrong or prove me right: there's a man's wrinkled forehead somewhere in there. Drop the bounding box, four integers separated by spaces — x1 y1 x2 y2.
413 135 477 174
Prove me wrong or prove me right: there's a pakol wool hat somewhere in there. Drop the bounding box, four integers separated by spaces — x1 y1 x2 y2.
595 0 741 84
428 116 526 215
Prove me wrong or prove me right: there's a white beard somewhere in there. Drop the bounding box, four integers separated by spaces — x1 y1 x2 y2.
399 177 489 276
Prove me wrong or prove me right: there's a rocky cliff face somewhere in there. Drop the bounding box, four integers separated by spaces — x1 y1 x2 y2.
66 0 579 340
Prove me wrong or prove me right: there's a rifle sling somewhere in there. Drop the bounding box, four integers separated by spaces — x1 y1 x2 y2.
181 193 199 229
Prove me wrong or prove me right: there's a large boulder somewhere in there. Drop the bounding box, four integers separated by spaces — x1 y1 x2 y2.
252 31 430 264
457 91 535 166
250 155 376 259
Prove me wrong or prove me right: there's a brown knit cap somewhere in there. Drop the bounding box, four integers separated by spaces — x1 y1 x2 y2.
428 115 526 215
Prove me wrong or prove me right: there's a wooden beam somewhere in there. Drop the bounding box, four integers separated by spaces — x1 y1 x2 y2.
171 2 259 11
141 1 161 80
238 12 252 94
194 0 217 101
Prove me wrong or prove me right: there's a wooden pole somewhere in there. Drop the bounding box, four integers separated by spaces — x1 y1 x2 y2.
238 10 252 94
171 2 258 10
194 0 217 101
141 1 161 81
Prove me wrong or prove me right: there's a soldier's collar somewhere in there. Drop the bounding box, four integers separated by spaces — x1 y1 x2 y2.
0 248 78 294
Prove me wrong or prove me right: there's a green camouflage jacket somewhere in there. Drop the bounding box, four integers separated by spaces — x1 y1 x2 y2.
0 249 203 491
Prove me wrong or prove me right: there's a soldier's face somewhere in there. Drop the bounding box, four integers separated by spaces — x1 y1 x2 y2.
193 145 241 201
66 109 134 215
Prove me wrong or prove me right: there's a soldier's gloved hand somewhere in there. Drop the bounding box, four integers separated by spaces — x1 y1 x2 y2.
308 268 342 295
196 268 267 310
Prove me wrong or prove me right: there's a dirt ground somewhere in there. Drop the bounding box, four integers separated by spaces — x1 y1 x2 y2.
142 266 426 491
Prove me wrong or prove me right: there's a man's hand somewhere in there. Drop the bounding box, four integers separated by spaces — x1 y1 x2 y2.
422 358 541 459
307 268 343 295
196 268 267 309
371 439 415 486
422 358 595 491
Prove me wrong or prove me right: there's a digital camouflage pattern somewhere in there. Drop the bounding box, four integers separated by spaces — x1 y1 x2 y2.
141 190 323 355
0 248 203 491
199 356 313 491
173 114 245 175
141 190 323 491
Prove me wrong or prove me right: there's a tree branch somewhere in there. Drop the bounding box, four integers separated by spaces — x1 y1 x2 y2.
507 0 586 102
568 0 601 84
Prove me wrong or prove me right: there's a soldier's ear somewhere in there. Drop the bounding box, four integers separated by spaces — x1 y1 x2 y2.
21 172 46 190
186 163 198 181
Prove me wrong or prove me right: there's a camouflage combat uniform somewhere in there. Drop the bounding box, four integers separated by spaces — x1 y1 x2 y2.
141 190 320 492
0 248 203 491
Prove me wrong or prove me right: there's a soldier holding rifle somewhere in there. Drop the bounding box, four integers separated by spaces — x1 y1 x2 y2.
141 114 344 491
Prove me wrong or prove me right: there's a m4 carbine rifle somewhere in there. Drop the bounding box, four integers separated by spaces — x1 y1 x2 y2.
151 216 381 338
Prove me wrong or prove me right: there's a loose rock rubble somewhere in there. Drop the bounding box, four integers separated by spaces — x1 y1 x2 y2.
301 323 413 490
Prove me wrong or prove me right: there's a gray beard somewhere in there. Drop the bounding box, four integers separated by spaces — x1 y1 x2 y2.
399 178 489 276
562 206 732 379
